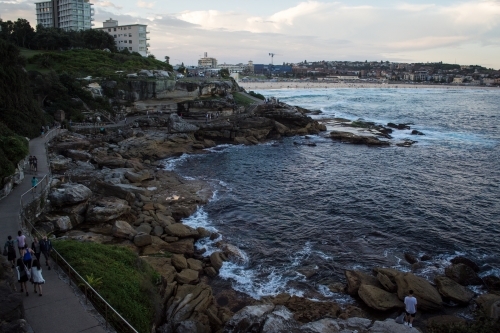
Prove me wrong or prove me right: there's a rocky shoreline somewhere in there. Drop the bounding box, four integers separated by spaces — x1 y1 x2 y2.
23 84 499 332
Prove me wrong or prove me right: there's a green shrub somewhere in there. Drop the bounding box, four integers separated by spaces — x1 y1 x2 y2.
54 240 160 333
248 91 265 100
233 92 255 107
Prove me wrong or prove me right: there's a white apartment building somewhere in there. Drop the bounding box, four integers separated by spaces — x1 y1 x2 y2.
94 19 149 57
35 0 94 31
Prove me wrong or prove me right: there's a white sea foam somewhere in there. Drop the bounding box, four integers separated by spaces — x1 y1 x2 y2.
317 285 354 304
161 154 191 171
219 262 304 299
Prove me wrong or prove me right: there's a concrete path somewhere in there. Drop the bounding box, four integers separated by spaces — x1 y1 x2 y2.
0 129 108 333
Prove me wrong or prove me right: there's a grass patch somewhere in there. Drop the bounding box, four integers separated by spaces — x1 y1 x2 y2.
19 48 46 59
54 240 160 333
25 48 172 78
233 92 255 107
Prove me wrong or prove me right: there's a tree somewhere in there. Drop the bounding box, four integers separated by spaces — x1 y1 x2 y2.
12 19 35 48
147 54 156 59
164 56 170 65
81 29 116 51
220 68 230 78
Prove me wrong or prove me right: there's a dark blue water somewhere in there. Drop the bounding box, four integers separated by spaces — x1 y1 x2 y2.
166 88 500 302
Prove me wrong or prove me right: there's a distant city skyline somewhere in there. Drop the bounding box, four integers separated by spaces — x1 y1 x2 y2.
2 1 500 68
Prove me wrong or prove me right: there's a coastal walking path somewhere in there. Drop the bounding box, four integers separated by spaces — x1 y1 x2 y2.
0 130 108 333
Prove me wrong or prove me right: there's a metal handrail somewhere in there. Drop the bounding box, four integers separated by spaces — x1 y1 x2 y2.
18 129 139 333
21 217 138 333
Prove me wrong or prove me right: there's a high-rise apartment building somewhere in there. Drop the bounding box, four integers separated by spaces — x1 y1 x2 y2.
94 19 150 57
35 0 94 31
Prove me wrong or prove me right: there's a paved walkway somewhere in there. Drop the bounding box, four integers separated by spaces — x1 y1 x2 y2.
0 129 108 333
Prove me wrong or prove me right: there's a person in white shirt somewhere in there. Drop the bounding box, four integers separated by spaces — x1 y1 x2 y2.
30 259 45 296
404 289 417 328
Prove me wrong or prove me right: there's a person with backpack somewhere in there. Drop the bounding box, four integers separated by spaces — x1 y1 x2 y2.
31 259 45 296
3 236 17 268
40 236 52 270
16 258 30 296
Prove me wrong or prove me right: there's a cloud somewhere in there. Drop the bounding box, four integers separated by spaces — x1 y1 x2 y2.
137 1 155 9
94 1 123 10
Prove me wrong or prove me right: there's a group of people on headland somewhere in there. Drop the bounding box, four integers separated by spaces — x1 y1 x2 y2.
3 231 52 297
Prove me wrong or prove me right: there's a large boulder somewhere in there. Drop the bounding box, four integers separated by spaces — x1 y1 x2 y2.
163 238 195 256
272 295 341 323
450 256 480 272
330 131 390 146
358 284 404 311
125 170 152 183
345 270 382 295
112 220 137 239
300 318 341 332
394 272 443 311
165 223 199 238
171 254 188 271
261 306 300 333
48 184 92 207
187 258 203 272
162 284 213 333
65 149 92 161
369 318 419 333
434 276 475 304
86 197 131 223
483 275 500 295
445 263 483 286
176 269 199 285
210 252 224 272
475 294 500 320
224 304 275 333
377 272 397 293
133 233 152 247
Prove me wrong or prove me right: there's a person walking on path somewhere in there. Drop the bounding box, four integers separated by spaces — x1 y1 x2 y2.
23 247 34 270
30 259 45 296
404 289 417 328
16 258 30 296
16 231 26 257
28 156 33 172
32 156 38 172
4 236 17 268
40 126 45 137
39 236 52 270
31 176 39 193
31 237 42 262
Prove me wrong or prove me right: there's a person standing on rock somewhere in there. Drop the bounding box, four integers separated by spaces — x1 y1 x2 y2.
404 289 417 328
40 236 52 270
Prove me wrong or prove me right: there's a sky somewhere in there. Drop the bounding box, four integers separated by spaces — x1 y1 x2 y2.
2 0 500 68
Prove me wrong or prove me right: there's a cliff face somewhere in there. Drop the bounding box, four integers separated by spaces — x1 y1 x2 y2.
115 79 240 101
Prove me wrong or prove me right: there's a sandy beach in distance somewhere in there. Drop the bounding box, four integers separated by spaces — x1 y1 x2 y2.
238 81 500 90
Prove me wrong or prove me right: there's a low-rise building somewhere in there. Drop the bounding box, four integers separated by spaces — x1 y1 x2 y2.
198 53 218 68
94 18 149 56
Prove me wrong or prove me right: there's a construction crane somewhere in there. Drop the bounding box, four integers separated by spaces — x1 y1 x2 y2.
269 53 281 65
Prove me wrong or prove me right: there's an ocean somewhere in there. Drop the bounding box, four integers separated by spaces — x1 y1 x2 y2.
164 88 500 305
